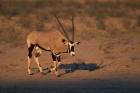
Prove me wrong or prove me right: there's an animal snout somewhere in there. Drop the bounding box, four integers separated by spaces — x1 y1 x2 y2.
70 52 75 56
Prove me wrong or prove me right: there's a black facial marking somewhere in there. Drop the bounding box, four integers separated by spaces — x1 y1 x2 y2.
71 46 74 52
67 41 74 53
28 44 35 58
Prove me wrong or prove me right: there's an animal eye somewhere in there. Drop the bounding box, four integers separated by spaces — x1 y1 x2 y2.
62 39 66 43
70 41 73 44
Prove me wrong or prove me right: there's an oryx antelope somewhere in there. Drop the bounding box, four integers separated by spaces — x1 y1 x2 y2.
26 15 80 76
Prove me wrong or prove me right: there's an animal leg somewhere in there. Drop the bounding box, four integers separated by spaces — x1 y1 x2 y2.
34 56 43 73
57 55 62 67
27 44 34 75
34 47 43 74
27 57 32 75
50 53 61 76
50 53 57 72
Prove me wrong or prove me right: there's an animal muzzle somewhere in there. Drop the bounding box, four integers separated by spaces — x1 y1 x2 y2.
70 52 75 56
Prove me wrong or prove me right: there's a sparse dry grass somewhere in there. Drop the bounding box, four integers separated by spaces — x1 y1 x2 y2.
0 0 140 45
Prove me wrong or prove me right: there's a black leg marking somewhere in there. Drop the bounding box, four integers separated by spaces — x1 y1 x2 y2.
51 53 61 62
57 55 61 62
28 44 35 58
51 53 57 61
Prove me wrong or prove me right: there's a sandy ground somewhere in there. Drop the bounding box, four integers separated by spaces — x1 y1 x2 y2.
0 38 140 93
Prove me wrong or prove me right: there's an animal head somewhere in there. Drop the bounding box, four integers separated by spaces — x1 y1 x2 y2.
68 41 80 56
55 15 80 56
62 39 80 56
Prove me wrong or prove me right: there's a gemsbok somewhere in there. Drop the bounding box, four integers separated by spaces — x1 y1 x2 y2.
26 15 80 76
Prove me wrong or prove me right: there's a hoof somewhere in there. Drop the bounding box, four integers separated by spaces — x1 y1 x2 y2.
55 71 61 77
56 74 61 77
47 69 51 73
58 62 62 67
28 73 33 75
50 67 55 72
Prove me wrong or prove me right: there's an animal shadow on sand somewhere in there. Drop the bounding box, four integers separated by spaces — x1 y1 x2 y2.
57 60 103 76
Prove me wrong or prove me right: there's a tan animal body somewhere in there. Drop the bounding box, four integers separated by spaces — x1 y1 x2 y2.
27 30 68 53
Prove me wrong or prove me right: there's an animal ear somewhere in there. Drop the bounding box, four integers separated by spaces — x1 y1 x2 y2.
62 39 66 44
74 42 80 45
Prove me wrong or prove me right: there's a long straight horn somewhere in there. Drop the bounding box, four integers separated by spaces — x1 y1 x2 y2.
72 15 75 42
54 15 70 41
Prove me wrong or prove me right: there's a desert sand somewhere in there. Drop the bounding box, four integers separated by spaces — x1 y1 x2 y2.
0 37 140 93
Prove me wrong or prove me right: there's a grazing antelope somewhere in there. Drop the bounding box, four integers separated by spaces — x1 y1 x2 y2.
26 15 80 76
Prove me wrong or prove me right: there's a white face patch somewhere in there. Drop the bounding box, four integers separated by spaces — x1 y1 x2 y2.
70 51 75 56
69 43 74 46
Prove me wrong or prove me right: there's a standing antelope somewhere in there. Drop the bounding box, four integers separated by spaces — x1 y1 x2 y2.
26 15 80 76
